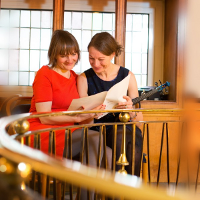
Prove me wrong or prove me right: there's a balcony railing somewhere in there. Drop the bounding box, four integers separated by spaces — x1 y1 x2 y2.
0 108 200 200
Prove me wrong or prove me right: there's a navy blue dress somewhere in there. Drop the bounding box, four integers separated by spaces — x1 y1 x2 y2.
85 66 129 127
84 67 142 176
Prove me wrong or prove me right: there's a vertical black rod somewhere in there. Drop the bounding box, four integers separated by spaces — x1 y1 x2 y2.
103 125 107 170
52 131 57 200
46 131 53 198
147 123 151 184
131 124 136 175
77 128 85 200
62 129 69 200
140 123 146 175
68 129 73 200
37 134 41 194
85 128 89 166
97 126 102 168
176 122 184 188
157 123 165 187
80 128 85 163
30 135 38 191
166 123 170 186
85 127 90 200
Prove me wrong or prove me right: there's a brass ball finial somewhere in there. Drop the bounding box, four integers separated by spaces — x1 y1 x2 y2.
119 112 130 123
13 120 30 135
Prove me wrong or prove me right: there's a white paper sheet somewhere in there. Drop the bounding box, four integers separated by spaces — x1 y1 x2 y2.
68 74 131 118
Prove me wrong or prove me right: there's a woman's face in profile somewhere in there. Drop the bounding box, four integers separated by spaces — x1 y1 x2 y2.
88 47 114 73
56 52 78 71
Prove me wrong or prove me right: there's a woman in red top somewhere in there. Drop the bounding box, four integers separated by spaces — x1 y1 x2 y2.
29 30 105 199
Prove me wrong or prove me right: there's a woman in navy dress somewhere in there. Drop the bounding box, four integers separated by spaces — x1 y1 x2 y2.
77 32 143 176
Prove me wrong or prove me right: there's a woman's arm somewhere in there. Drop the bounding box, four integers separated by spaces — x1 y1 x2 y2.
77 73 88 98
115 71 143 127
36 101 97 125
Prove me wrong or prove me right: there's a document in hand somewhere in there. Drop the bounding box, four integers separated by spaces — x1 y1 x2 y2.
68 74 131 118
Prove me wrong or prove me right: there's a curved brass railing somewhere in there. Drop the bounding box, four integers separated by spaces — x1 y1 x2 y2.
0 108 200 200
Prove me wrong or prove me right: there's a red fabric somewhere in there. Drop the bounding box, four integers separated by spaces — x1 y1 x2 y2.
28 66 79 157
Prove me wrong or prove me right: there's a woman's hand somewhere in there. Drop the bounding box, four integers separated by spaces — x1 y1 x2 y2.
77 104 106 122
115 96 133 109
92 104 106 119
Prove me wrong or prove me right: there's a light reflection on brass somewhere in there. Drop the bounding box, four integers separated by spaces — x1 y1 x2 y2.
117 113 130 175
13 120 30 135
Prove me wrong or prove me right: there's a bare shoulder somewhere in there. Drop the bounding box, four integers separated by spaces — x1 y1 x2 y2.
77 73 88 97
128 71 137 82
77 72 86 82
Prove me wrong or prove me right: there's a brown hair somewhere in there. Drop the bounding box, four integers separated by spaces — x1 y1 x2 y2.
88 32 123 56
48 30 80 68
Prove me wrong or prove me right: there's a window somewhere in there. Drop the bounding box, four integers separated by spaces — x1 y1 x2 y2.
0 9 150 88
0 9 53 86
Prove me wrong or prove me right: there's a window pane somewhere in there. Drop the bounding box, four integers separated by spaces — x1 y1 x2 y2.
142 75 147 86
125 32 132 52
19 50 29 71
126 14 132 31
0 50 8 70
40 50 48 67
64 12 71 29
81 52 90 72
20 11 30 27
73 62 81 74
92 30 101 37
142 30 148 53
20 28 30 49
31 11 41 28
10 10 20 27
132 53 141 74
9 72 18 85
30 29 40 49
113 14 115 30
41 11 52 28
142 54 147 74
41 29 51 49
133 14 142 31
0 72 8 85
103 13 112 30
132 32 142 53
9 28 19 49
19 72 29 85
82 13 92 29
72 30 81 50
125 53 132 71
9 50 19 71
135 75 141 88
30 50 40 71
82 30 91 51
29 72 35 86
0 27 9 48
72 12 82 29
93 13 102 30
0 10 9 27
143 15 149 29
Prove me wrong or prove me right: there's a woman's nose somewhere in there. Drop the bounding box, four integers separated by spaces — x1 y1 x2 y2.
93 59 99 67
66 55 72 62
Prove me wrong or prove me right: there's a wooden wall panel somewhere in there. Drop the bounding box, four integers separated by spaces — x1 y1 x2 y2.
53 0 64 31
115 0 127 67
164 0 179 101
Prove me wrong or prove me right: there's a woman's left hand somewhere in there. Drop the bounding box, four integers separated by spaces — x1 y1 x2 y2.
115 96 133 109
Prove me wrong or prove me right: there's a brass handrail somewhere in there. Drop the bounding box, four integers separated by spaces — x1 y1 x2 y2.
0 109 200 200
